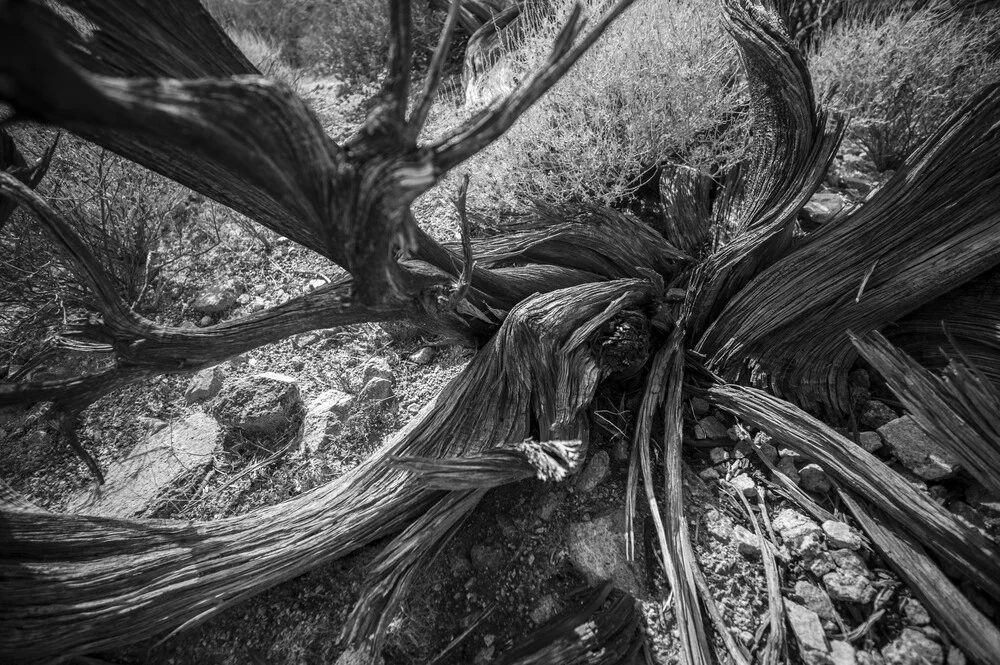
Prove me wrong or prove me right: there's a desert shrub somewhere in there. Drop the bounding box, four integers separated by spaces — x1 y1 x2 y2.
203 0 446 81
810 0 1000 170
435 0 749 212
225 28 304 91
0 130 182 368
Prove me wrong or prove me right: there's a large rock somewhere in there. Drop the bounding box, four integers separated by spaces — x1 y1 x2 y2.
567 509 646 598
212 372 302 436
878 416 961 480
192 280 239 313
184 365 225 404
300 389 354 453
68 413 221 517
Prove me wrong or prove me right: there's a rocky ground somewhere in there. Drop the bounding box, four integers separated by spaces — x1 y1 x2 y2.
1 79 997 665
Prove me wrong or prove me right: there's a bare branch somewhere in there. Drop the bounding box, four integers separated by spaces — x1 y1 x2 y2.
384 0 414 123
409 0 463 138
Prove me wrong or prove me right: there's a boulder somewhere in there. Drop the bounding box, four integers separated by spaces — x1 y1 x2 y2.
878 416 961 481
68 413 221 518
211 373 302 436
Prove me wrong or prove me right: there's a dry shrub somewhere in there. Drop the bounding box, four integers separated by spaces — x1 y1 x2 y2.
225 28 304 92
433 0 749 212
810 0 1000 170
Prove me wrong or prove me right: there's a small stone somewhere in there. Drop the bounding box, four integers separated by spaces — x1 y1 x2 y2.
300 389 354 453
949 501 989 533
785 599 828 655
576 451 610 493
733 525 761 558
567 509 646 598
703 507 734 543
861 401 897 429
795 581 838 622
184 365 225 404
859 431 884 453
289 357 305 371
730 474 757 499
709 447 730 464
881 628 944 665
878 416 961 481
823 521 862 550
778 446 802 459
530 594 560 625
807 552 837 577
538 492 564 521
774 510 825 559
900 598 931 626
192 280 239 313
824 569 876 604
773 508 813 534
777 456 800 483
360 377 394 402
830 548 870 576
306 278 327 291
690 397 710 417
199 315 213 327
361 357 395 385
211 373 301 439
799 463 833 494
857 651 887 665
802 191 846 225
408 346 437 365
237 293 250 305
947 647 966 665
755 436 778 464
470 543 505 571
832 640 857 665
841 175 873 195
695 416 729 439
293 332 321 348
849 369 871 390
699 467 720 483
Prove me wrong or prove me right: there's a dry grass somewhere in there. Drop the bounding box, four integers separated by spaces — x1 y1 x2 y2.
810 0 1000 170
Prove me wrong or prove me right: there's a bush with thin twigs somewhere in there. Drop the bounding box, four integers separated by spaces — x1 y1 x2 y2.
0 131 182 369
203 0 447 81
225 28 305 92
426 0 750 213
810 0 1000 170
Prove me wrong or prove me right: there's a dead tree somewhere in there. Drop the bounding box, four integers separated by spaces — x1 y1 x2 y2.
2 0 1000 663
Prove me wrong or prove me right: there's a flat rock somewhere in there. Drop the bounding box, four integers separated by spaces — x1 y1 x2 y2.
69 413 221 518
823 520 862 550
301 389 354 453
861 401 897 430
212 373 302 437
795 580 838 622
785 599 828 655
576 451 610 493
694 416 729 440
184 365 225 404
568 509 646 598
192 280 239 313
881 628 943 665
878 416 961 480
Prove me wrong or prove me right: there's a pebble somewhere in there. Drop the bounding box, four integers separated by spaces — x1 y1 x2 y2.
799 463 833 494
731 474 757 499
831 640 858 665
695 416 729 439
360 377 394 402
576 451 610 494
878 415 961 481
408 346 437 365
901 597 931 626
823 520 862 550
881 628 943 665
699 467 720 483
777 456 800 483
733 525 761 558
859 431 884 453
199 315 213 327
824 569 876 604
795 580 838 622
784 599 828 657
860 400 897 429
774 510 825 559
690 397 710 416
704 507 734 542
709 447 730 464
530 594 560 625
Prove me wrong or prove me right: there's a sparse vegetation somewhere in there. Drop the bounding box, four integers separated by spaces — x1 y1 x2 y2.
811 0 1000 169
